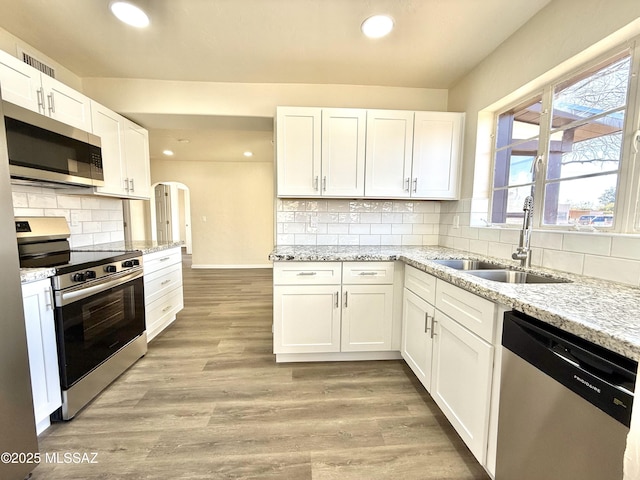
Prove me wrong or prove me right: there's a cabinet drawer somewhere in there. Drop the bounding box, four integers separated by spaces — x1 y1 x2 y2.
144 262 183 306
342 262 394 285
143 247 182 276
273 262 341 285
404 265 436 304
147 286 183 324
435 280 496 342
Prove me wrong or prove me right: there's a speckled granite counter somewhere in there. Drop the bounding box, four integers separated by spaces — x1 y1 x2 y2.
270 245 640 361
73 240 183 255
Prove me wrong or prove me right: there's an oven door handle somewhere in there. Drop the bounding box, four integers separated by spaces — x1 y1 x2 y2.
57 269 143 306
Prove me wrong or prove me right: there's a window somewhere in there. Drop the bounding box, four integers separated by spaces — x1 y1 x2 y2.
490 50 636 230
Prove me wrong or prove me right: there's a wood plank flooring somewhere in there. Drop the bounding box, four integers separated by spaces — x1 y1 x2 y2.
31 255 489 479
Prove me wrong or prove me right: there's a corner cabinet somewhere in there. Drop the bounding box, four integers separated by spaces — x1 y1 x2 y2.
276 107 366 197
21 279 62 435
144 247 184 341
90 100 151 200
273 261 399 361
0 49 92 131
275 105 463 200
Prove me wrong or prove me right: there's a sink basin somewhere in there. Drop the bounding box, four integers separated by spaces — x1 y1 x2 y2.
466 269 571 284
431 259 508 270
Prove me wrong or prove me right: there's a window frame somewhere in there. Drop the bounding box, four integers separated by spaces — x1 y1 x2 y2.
488 40 640 234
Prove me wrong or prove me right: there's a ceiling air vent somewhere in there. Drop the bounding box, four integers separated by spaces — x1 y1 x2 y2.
19 49 55 78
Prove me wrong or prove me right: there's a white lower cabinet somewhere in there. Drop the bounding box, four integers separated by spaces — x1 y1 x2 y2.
273 261 396 359
21 279 62 435
431 310 494 464
401 265 497 468
143 247 184 341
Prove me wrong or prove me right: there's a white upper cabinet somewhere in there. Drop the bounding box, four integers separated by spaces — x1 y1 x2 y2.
321 108 366 197
412 112 464 199
276 107 322 197
364 110 414 198
0 49 91 131
90 101 151 200
276 106 464 200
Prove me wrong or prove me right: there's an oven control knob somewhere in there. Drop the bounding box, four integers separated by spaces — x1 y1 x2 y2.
122 260 134 268
85 270 97 279
72 272 86 282
131 259 140 266
104 265 117 273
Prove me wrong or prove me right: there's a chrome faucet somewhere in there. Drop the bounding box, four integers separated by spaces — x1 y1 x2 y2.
512 196 534 267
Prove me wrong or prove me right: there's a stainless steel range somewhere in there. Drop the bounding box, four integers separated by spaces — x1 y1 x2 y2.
16 216 146 420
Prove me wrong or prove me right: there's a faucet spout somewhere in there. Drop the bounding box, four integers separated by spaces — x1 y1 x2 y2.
512 196 534 267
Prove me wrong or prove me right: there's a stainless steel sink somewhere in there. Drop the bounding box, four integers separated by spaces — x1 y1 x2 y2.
466 269 571 284
431 259 508 270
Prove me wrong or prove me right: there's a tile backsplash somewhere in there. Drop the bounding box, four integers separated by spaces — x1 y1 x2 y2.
276 199 440 246
11 184 124 248
440 198 640 287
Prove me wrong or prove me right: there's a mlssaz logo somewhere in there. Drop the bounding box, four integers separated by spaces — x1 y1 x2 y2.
574 374 601 394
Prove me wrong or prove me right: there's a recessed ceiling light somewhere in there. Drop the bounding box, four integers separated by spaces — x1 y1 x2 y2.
243 151 253 157
163 150 174 156
110 1 150 28
361 15 394 38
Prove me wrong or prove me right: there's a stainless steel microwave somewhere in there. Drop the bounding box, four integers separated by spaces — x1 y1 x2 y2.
3 101 103 188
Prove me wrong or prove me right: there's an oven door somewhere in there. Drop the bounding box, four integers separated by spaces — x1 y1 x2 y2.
54 269 145 388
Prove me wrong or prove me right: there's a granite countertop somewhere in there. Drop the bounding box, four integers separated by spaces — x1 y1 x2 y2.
270 245 640 361
19 240 183 284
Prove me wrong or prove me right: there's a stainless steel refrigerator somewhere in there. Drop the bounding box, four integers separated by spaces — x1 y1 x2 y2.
0 92 39 479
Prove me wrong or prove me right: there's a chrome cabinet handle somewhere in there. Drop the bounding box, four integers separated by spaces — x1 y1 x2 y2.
37 87 45 113
129 178 135 192
430 316 437 339
314 176 319 191
358 272 377 276
424 313 430 333
161 279 171 286
413 178 418 193
159 256 171 262
344 291 348 308
405 177 410 191
322 176 327 191
47 92 55 114
162 305 172 313
124 178 130 192
45 286 54 310
296 272 317 276
335 291 339 308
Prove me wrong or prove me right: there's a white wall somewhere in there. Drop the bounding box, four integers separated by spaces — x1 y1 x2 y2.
151 159 273 268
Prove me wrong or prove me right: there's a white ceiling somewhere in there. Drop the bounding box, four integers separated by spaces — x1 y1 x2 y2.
0 0 551 162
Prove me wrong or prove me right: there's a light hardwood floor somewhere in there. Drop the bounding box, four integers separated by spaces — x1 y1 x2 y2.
31 256 489 479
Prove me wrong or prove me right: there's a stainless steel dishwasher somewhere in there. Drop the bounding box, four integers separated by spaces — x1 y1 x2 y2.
496 310 637 480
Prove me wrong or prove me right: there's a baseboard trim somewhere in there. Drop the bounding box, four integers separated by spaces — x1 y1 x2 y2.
275 351 402 363
191 264 273 269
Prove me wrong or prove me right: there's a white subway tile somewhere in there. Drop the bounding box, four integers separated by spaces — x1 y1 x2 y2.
541 249 584 275
423 213 440 224
562 233 611 256
294 211 312 222
315 200 328 212
316 224 328 234
360 235 381 246
370 201 394 212
338 235 359 246
294 234 316 245
92 209 111 221
349 224 371 235
93 232 112 244
283 223 305 234
109 210 123 221
402 213 424 224
277 234 294 245
305 201 319 212
401 235 422 246
499 229 520 244
530 231 563 250
281 200 301 211
392 224 412 235
338 213 360 224
611 236 640 260
413 224 436 235
413 201 437 213
277 211 295 222
71 209 92 222
487 242 515 261
14 207 44 216
360 212 382 224
469 239 489 256
327 200 350 212
317 235 339 245
421 234 439 245
478 227 501 242
56 195 83 209
349 201 369 212
102 221 122 232
305 223 318 234
381 212 403 224
393 201 414 213
44 209 70 221
453 237 470 251
27 193 57 208
83 222 102 234
371 224 392 235
317 212 339 223
583 255 640 285
80 197 102 210
328 224 349 234
110 231 125 242
381 234 402 246
12 192 28 207
70 234 93 248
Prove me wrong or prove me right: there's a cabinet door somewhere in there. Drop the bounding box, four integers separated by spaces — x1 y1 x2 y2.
321 108 366 197
91 101 127 196
431 311 493 464
341 284 393 352
364 110 414 198
21 280 62 433
41 74 92 131
412 112 464 199
401 288 434 391
0 50 42 113
123 119 151 199
273 285 341 353
276 107 321 197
